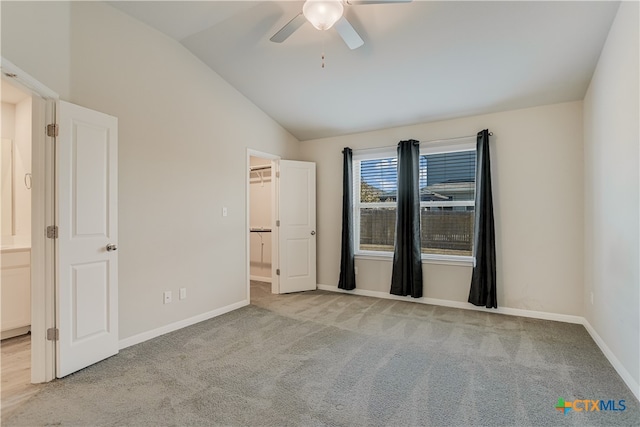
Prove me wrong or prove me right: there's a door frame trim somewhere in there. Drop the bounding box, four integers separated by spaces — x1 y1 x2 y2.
1 57 58 383
246 149 280 298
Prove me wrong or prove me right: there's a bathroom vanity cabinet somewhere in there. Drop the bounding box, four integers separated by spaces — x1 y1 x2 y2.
1 248 31 339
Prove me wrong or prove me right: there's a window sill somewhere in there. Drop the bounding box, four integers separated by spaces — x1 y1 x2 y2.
422 255 474 266
355 252 394 262
355 253 474 267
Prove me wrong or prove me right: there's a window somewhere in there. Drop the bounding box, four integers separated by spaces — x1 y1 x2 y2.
357 156 397 253
354 142 476 259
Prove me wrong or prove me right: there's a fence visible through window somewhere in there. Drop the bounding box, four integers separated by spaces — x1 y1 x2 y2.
356 148 476 257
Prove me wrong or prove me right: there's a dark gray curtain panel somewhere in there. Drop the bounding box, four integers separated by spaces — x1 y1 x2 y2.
338 147 356 290
390 140 423 298
468 129 497 308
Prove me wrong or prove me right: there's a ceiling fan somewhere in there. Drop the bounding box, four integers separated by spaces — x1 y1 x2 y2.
270 0 412 50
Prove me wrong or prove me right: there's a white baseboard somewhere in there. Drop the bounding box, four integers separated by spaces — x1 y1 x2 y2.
250 275 272 283
118 300 249 350
318 283 639 402
317 284 583 324
582 319 640 402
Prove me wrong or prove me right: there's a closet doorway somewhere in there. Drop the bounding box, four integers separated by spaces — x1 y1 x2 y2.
247 150 279 298
246 150 317 300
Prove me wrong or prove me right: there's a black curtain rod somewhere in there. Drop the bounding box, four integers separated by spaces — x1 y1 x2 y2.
350 132 493 153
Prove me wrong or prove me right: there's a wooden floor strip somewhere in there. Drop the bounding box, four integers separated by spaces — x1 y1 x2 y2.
1 334 42 422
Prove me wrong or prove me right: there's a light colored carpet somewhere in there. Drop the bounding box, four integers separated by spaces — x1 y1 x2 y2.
4 282 638 426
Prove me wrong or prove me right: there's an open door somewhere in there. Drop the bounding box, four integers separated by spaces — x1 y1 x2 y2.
56 101 118 377
277 160 316 293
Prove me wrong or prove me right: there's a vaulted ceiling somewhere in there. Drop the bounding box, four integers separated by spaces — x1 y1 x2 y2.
108 1 620 141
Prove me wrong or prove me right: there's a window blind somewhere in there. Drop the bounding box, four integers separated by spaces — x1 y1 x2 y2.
359 157 397 202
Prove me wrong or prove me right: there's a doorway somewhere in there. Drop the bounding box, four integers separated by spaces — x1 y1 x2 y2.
1 80 32 341
1 77 35 416
0 71 53 419
247 150 279 299
246 150 318 300
1 58 58 390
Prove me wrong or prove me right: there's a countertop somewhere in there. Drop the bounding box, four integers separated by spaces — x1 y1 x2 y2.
1 237 31 252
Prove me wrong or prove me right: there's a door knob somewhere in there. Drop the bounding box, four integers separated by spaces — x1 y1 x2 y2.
310 230 316 235
106 244 118 252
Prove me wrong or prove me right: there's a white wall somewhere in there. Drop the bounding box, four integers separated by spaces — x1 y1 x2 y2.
299 101 584 316
1 1 299 340
583 1 639 397
1 103 16 139
1 99 31 240
14 97 31 238
249 156 272 281
1 103 15 237
1 1 72 101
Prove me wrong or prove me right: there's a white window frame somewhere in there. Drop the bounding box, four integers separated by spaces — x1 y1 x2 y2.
353 141 476 266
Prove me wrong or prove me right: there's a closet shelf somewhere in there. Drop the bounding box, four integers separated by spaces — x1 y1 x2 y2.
250 166 271 186
250 165 271 172
250 228 272 233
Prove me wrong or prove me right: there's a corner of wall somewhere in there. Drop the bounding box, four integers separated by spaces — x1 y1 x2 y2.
581 0 640 400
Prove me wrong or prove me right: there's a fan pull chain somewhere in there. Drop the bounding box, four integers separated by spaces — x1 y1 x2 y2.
321 31 326 68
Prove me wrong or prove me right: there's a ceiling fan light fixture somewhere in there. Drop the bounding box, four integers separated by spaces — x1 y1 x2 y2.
303 0 344 31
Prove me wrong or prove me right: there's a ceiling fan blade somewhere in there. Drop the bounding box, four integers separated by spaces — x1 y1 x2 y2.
334 16 364 50
270 13 307 43
346 0 412 4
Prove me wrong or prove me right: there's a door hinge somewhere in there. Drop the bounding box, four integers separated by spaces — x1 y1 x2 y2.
46 225 58 239
46 123 58 137
276 269 280 276
46 327 59 341
276 220 280 227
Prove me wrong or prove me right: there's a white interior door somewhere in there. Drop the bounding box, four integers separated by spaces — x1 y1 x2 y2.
278 160 316 293
57 101 118 377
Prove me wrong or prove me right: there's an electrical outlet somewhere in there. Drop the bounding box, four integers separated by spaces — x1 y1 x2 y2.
164 291 172 304
179 288 187 300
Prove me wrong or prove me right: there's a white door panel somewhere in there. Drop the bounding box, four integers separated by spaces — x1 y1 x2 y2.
73 262 108 339
57 101 118 377
286 239 310 277
278 160 316 293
